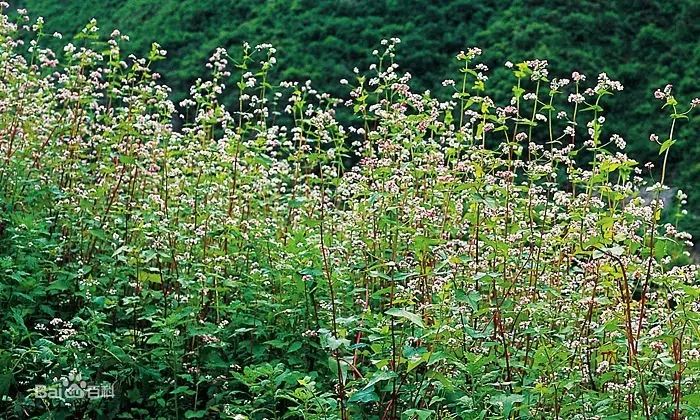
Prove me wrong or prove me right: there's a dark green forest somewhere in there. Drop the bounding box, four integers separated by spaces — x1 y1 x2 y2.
17 0 700 234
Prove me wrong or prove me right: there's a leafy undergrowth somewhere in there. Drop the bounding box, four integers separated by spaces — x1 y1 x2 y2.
1 7 700 420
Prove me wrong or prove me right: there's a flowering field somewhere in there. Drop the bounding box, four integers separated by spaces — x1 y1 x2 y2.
1 7 700 420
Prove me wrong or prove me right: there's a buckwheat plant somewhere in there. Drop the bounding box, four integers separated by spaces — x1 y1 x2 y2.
1 7 699 420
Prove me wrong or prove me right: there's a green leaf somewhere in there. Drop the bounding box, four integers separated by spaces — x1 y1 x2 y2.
328 357 349 384
489 393 524 417
146 334 163 345
684 392 700 406
89 228 107 241
455 289 481 311
348 387 379 403
659 139 676 155
119 155 136 165
512 87 525 99
362 370 397 391
171 386 195 396
112 245 130 257
325 335 350 351
0 374 12 397
580 104 604 112
659 355 676 368
385 308 424 328
46 278 71 292
407 353 429 372
138 271 162 284
402 409 434 419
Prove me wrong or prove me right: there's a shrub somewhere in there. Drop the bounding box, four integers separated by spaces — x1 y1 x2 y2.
1 7 699 420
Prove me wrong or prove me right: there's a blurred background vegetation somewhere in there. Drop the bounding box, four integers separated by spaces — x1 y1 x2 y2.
15 0 700 242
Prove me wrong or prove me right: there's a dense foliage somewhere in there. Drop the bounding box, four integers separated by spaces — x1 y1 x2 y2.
13 0 700 239
2 5 700 420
